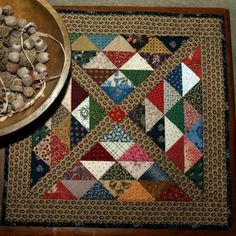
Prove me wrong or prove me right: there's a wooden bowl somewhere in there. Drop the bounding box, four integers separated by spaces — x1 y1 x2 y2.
0 0 71 136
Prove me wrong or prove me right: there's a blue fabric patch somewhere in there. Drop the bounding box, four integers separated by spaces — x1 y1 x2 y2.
139 163 171 181
157 36 189 52
80 181 115 200
147 117 165 151
101 125 133 142
70 114 88 148
165 64 182 95
86 33 117 50
186 119 204 152
31 152 50 188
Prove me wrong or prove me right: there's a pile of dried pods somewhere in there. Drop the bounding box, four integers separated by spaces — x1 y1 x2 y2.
0 5 65 122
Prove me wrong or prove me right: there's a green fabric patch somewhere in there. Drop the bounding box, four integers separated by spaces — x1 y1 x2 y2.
166 98 184 133
120 70 152 87
89 97 106 130
69 32 81 43
32 125 50 148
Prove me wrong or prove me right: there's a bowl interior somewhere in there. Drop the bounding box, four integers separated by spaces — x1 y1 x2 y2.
0 0 70 136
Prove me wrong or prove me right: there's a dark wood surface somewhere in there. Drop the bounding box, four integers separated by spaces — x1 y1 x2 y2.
0 5 235 236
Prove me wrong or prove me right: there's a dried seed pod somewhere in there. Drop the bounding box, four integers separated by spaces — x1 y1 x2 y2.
35 63 47 74
23 87 35 98
35 38 47 52
10 84 23 93
8 51 20 63
2 5 13 16
17 67 30 78
37 52 49 64
30 34 40 43
5 92 16 104
19 49 37 67
16 18 27 29
23 32 29 40
6 62 19 74
12 78 22 86
4 16 17 27
0 25 12 38
23 38 34 50
28 26 37 35
12 97 25 111
11 42 21 52
22 74 33 87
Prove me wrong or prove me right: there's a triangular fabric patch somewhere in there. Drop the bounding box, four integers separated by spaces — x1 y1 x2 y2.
50 133 70 168
72 51 98 68
122 34 151 51
145 98 163 132
139 37 172 54
118 181 155 201
70 114 88 148
103 35 136 52
146 80 164 113
139 52 171 69
129 102 145 131
185 157 204 190
100 162 134 180
80 181 115 200
61 161 96 180
51 105 70 130
166 98 184 133
156 36 189 52
82 52 117 70
100 180 132 198
53 115 71 148
101 71 135 104
100 141 134 160
61 180 96 199
184 100 202 132
184 81 202 114
165 117 183 152
156 183 192 202
164 80 181 114
120 53 154 71
32 125 50 148
119 161 154 179
139 180 172 199
72 96 90 131
165 64 182 95
183 46 202 79
71 79 88 111
120 69 152 87
101 125 133 142
184 136 203 173
42 181 77 200
166 136 185 172
31 153 50 188
84 69 117 86
147 117 165 151
103 51 135 68
139 163 171 181
89 97 106 130
186 119 204 152
81 161 115 180
181 63 200 96
119 144 153 162
71 35 99 51
61 79 72 112
86 33 116 50
81 143 116 161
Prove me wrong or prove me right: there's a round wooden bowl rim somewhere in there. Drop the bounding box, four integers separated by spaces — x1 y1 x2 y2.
0 0 71 136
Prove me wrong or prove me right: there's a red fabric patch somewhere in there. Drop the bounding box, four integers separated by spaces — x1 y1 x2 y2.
51 134 70 168
146 81 164 113
157 183 192 202
72 79 88 111
42 181 76 200
108 106 126 123
166 136 184 172
103 51 135 68
183 46 202 79
81 143 115 161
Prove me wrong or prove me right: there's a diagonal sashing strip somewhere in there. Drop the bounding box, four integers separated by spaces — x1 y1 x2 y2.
119 116 204 201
